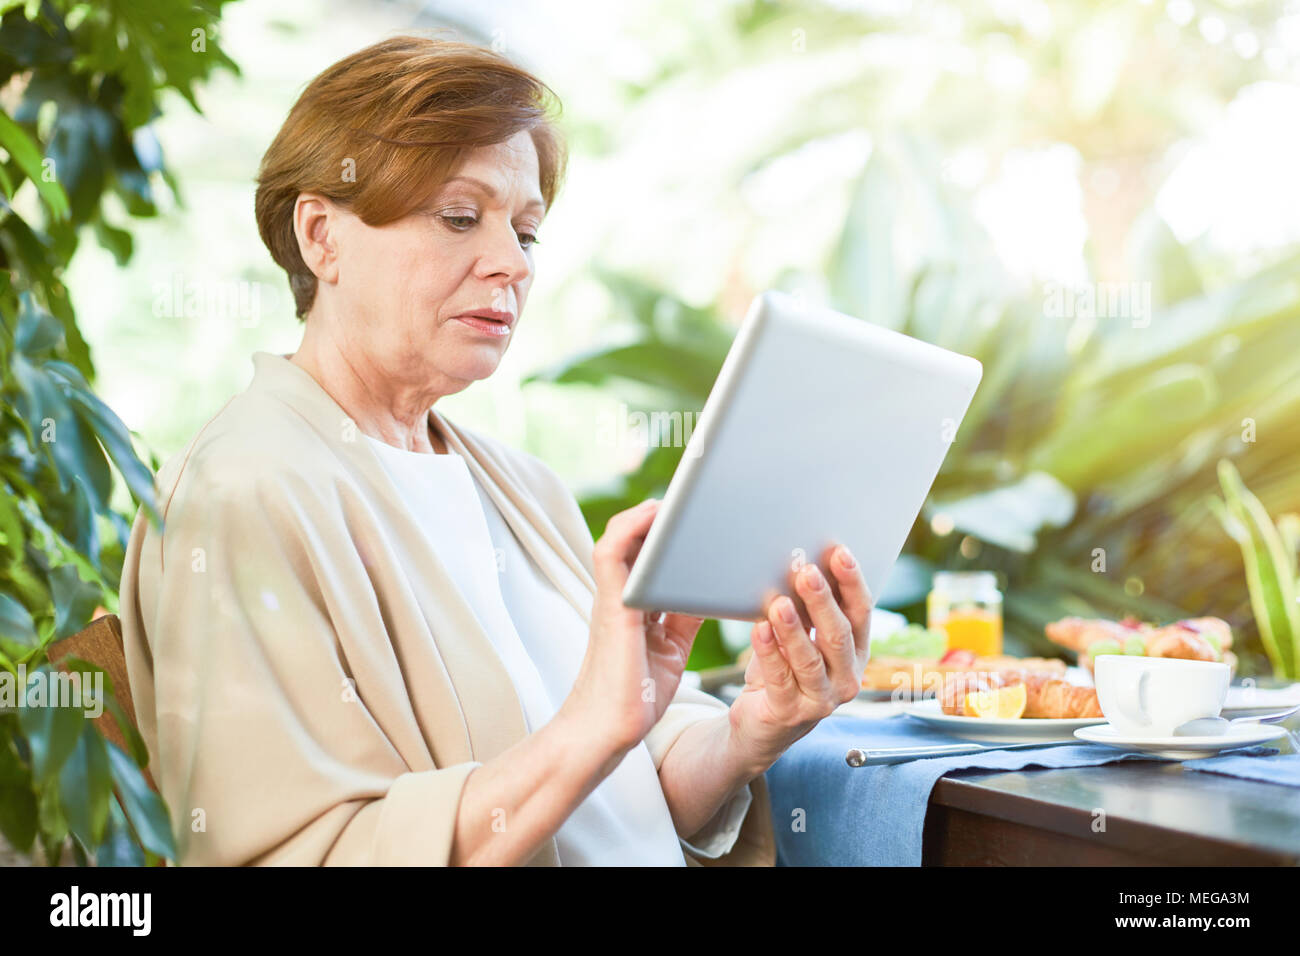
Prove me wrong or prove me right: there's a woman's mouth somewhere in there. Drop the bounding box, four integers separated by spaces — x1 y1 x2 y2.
452 311 514 337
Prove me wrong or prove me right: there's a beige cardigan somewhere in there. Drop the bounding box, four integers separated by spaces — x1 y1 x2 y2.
118 351 775 866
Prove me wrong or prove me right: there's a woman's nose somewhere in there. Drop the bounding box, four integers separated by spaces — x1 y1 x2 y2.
475 220 532 283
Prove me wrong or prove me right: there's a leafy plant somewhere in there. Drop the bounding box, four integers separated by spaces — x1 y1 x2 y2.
522 0 1300 674
528 138 1300 673
832 136 1300 669
1210 459 1300 679
0 0 237 864
522 0 1298 673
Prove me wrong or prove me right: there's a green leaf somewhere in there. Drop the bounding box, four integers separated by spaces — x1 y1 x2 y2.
92 217 134 265
1213 459 1300 678
0 729 38 853
57 720 111 847
17 678 85 782
104 695 149 766
526 341 723 406
13 291 64 354
47 360 161 522
48 564 103 640
828 146 904 330
43 102 115 222
0 110 70 220
0 593 38 649
106 741 175 859
37 781 68 859
1030 364 1218 488
1278 513 1300 582
926 472 1077 554
1128 209 1203 307
8 354 98 503
97 796 144 866
58 657 150 765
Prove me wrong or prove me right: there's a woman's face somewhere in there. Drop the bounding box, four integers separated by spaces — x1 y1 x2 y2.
319 129 544 396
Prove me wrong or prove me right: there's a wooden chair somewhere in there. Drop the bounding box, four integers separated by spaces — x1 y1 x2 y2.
46 613 158 793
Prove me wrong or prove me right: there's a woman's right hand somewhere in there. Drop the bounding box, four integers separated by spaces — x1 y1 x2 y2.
560 499 706 757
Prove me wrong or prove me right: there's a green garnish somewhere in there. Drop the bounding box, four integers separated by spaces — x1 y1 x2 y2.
871 623 948 659
1087 638 1123 661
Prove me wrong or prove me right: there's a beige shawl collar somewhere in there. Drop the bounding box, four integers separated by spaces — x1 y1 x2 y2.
251 351 599 839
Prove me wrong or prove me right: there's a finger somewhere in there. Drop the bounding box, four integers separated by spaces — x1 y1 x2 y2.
781 561 817 633
767 594 829 697
793 560 858 701
658 612 705 661
750 620 799 707
758 587 793 665
822 543 873 662
592 499 659 591
645 612 692 675
743 642 763 686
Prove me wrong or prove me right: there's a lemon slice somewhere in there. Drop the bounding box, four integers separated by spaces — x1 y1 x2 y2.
964 682 1027 719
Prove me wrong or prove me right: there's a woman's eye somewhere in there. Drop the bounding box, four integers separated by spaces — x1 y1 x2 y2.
439 214 538 248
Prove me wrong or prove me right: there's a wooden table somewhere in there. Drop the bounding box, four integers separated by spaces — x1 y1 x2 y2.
715 680 1300 865
923 753 1300 866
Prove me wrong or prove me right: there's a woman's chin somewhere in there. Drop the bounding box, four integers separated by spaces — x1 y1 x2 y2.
441 350 504 384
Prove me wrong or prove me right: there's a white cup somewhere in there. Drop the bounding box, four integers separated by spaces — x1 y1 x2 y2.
1094 655 1230 737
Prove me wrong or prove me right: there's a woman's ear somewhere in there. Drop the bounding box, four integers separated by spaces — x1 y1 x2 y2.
293 193 341 286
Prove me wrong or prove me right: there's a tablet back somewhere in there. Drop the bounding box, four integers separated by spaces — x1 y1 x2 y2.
622 290 982 621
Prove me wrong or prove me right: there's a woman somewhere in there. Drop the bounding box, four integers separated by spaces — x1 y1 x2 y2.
119 34 872 866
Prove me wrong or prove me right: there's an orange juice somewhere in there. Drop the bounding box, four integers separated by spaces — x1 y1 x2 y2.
936 608 1003 657
927 571 1004 657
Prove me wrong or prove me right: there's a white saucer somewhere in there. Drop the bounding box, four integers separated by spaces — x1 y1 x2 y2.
1074 722 1289 759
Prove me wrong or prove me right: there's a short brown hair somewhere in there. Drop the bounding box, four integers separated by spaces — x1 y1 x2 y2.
254 34 567 320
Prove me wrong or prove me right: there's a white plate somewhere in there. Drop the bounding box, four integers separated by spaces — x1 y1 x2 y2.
1073 722 1289 759
1222 683 1300 717
902 698 1107 742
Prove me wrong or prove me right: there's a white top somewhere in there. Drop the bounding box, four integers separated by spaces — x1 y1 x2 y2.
364 433 749 865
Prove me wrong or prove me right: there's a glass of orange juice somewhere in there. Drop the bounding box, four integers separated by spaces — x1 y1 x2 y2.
927 571 1003 657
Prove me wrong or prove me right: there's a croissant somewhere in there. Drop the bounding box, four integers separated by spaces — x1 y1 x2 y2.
862 654 1066 692
1010 671 1103 718
1144 628 1219 662
1044 617 1146 653
1046 616 1235 679
939 670 1101 718
1146 618 1233 653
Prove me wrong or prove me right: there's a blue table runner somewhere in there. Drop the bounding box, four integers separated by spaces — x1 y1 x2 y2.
764 713 1281 866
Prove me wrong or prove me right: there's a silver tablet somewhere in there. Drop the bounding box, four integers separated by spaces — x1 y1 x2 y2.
621 290 982 621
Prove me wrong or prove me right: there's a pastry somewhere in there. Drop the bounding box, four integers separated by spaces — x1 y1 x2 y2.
1045 615 1236 674
861 653 1066 694
939 670 1101 718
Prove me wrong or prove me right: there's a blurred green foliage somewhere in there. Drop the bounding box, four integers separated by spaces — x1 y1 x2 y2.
1212 460 1300 679
0 0 237 864
527 0 1300 673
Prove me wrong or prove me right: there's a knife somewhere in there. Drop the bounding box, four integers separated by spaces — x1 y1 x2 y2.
845 738 1080 767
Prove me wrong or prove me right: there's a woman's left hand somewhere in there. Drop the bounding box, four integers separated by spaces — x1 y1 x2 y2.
727 543 872 773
